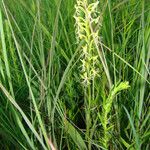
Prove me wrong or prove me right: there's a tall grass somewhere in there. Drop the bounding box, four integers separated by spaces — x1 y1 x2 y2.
0 0 149 149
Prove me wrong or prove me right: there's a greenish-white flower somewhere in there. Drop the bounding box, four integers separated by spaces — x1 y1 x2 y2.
74 0 100 86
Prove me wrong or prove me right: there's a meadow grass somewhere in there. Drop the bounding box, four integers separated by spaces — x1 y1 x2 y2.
0 0 149 149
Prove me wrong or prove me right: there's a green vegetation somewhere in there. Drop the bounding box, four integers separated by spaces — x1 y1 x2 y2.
0 0 149 149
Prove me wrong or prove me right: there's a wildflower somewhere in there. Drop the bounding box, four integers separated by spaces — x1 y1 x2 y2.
74 0 100 86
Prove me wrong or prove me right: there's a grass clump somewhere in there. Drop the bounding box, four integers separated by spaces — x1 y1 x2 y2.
0 0 149 149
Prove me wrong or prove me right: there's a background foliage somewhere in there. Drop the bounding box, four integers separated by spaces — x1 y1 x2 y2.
0 0 149 149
